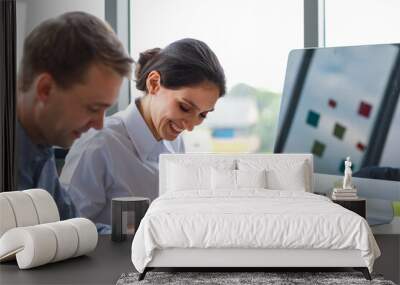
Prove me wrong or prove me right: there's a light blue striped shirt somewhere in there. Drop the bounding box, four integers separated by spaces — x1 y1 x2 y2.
60 101 185 225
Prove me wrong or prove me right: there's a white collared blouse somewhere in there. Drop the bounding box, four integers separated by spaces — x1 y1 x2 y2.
60 101 185 225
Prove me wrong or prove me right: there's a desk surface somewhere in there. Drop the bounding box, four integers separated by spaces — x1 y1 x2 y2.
1 231 398 285
371 218 400 235
0 235 133 285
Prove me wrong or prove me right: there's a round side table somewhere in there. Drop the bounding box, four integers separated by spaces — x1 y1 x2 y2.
111 197 150 242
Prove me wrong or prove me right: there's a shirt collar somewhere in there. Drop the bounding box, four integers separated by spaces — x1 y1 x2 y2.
115 100 159 162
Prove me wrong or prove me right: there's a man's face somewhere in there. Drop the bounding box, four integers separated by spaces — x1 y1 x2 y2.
35 64 123 148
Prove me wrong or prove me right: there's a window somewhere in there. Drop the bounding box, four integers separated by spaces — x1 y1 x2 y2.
324 0 400 47
130 0 303 152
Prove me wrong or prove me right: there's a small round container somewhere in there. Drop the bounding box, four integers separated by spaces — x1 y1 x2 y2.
111 197 150 242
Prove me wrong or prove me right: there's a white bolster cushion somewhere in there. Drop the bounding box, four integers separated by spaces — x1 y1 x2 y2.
0 189 60 238
0 191 39 227
42 221 79 262
66 218 98 257
0 218 97 269
0 226 57 269
0 196 17 237
24 189 60 224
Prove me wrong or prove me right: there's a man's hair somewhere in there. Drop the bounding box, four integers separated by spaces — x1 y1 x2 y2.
18 11 133 92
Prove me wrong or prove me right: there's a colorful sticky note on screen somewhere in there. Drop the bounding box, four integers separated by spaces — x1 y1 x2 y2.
333 123 346 140
358 101 372 118
356 142 366 152
393 201 400 217
306 110 320 127
311 140 326 157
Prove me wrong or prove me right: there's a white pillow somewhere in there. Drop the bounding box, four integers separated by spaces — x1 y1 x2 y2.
211 168 236 190
236 169 267 189
166 160 236 192
266 163 307 191
238 158 309 191
211 169 267 190
167 162 211 191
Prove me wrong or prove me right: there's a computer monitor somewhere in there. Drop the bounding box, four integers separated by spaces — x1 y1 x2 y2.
275 44 400 227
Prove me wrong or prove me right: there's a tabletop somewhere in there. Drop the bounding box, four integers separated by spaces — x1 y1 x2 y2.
0 235 134 285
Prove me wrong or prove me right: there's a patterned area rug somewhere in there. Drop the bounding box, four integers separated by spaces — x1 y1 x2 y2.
116 271 395 285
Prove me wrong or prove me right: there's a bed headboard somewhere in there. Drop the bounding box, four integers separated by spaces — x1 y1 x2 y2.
159 153 314 195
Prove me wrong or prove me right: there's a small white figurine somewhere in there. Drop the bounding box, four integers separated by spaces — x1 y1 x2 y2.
343 157 353 190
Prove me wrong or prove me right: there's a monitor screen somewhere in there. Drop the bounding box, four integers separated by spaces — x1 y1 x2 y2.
275 44 400 182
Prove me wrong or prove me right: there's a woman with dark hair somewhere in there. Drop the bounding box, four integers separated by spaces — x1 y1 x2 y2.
60 38 226 225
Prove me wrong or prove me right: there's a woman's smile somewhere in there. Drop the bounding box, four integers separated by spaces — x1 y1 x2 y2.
170 121 184 133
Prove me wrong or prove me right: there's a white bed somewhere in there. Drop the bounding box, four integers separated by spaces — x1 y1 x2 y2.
131 154 380 280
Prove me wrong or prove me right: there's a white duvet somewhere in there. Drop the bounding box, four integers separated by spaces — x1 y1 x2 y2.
131 190 380 273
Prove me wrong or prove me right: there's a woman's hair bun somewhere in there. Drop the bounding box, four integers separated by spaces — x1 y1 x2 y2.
135 48 161 89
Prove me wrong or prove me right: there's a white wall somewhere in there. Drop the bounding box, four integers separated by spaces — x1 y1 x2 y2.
16 0 105 70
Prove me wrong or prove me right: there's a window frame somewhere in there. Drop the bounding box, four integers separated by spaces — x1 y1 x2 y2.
105 0 131 114
304 0 325 48
106 0 323 111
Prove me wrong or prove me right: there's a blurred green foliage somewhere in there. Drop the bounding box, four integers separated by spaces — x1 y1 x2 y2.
227 83 281 153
